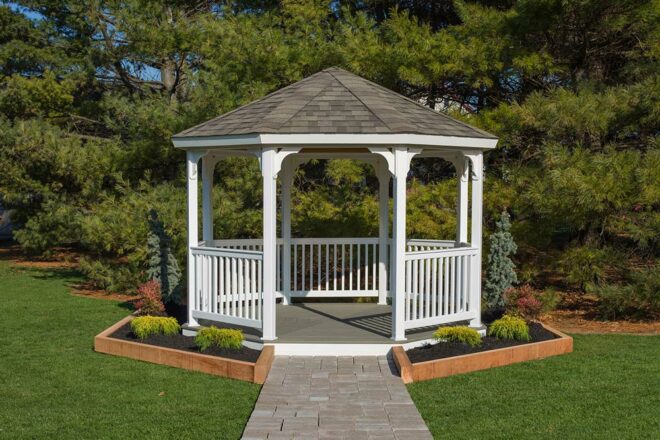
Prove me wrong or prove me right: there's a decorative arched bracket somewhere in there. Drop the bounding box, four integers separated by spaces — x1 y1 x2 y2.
187 150 208 180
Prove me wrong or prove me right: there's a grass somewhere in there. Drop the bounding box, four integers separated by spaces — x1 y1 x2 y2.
0 259 260 439
2 254 658 439
409 333 660 439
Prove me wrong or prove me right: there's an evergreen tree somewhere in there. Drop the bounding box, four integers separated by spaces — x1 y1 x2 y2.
146 210 181 303
484 211 518 310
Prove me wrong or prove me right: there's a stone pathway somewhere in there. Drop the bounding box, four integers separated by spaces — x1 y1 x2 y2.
242 356 433 440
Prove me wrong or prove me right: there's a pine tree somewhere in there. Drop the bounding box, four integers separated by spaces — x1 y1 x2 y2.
484 211 518 310
146 210 181 303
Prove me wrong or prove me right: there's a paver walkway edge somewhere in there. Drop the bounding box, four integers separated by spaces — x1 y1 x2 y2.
242 355 433 440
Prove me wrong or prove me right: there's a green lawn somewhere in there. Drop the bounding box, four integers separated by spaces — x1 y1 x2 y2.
1 256 659 440
0 258 260 440
409 334 660 439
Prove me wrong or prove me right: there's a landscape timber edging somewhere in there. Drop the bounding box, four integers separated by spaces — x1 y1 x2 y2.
393 322 573 383
94 315 274 384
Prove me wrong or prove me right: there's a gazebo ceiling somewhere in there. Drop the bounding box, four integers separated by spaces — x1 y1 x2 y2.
172 67 497 149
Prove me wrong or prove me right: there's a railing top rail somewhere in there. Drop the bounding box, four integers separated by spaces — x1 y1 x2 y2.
405 246 478 260
191 246 263 260
212 238 263 245
407 239 455 245
210 237 459 243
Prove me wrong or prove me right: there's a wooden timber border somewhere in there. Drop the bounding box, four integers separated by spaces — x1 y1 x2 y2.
393 323 572 383
94 315 274 384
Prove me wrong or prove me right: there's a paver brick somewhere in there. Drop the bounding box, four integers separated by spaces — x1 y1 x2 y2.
241 355 432 440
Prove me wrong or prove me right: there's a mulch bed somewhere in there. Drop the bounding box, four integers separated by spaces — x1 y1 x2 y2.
407 322 557 364
110 322 261 363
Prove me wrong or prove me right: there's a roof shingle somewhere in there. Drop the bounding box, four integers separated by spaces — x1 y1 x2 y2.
173 67 496 139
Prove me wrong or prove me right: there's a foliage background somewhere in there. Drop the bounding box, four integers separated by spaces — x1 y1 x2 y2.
0 0 657 317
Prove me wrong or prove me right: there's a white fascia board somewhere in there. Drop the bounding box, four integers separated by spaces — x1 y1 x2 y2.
172 133 498 150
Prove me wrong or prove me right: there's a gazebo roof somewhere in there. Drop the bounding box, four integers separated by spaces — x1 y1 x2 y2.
173 68 496 147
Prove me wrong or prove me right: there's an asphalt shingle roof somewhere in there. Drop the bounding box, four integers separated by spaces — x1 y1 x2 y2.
173 67 496 139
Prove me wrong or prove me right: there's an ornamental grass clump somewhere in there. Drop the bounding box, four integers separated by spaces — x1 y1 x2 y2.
433 326 482 347
131 316 180 340
195 327 244 351
488 315 531 341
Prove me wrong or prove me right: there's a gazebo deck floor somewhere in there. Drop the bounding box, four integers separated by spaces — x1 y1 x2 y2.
274 302 436 344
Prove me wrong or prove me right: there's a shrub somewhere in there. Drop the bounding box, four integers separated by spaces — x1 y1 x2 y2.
484 211 518 311
131 316 180 340
433 326 482 347
505 284 543 319
135 279 165 315
539 288 562 314
596 268 660 320
195 327 244 351
146 209 182 304
488 315 531 341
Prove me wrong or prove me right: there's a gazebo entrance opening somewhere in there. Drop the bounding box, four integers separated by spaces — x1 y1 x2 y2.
173 67 497 349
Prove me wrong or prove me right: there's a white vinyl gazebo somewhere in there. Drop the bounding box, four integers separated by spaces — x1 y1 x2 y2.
172 68 497 351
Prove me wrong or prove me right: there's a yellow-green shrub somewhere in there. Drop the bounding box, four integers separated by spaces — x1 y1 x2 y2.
488 315 531 341
433 326 481 347
130 316 180 340
195 326 244 351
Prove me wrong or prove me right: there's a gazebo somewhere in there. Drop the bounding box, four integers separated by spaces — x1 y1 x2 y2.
172 68 497 353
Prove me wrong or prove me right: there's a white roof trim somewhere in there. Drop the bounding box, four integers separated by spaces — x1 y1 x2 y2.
171 133 498 150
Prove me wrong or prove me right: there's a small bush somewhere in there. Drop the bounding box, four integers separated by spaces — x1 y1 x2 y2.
433 326 481 347
488 315 531 341
505 284 543 319
539 288 561 313
131 316 180 340
135 280 165 315
597 268 660 320
195 327 244 351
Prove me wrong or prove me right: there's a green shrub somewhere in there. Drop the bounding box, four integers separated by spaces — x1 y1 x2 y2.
488 315 531 341
195 327 244 351
433 326 482 347
130 316 180 340
596 268 660 320
538 287 562 313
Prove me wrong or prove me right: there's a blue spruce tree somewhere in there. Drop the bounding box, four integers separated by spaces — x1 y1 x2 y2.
484 211 518 310
146 210 181 303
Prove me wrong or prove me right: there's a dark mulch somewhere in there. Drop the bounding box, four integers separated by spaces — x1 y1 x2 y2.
110 322 261 363
406 322 558 364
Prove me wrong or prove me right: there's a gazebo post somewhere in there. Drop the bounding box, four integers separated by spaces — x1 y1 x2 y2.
376 160 390 305
280 160 294 306
468 152 484 329
261 147 278 341
201 155 215 244
392 147 412 341
456 156 469 245
186 150 206 328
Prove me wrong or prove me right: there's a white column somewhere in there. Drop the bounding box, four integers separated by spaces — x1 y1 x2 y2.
377 162 390 305
201 156 215 244
391 147 412 341
261 147 278 340
280 161 293 306
186 150 205 327
456 156 469 245
468 153 484 328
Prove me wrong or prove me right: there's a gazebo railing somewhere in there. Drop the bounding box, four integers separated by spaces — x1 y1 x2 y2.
403 246 478 329
193 238 475 331
286 237 383 297
212 238 385 297
190 246 263 329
